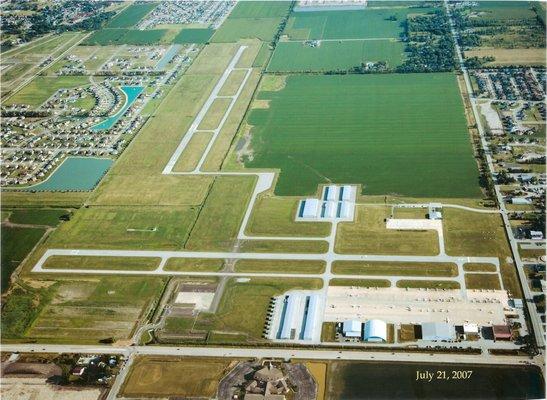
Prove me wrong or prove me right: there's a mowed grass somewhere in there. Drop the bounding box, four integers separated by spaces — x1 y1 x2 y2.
4 76 90 107
234 259 325 274
465 273 502 290
336 206 439 255
246 195 331 237
283 8 427 40
193 278 322 341
245 73 481 197
332 261 458 277
164 258 224 272
48 206 198 250
396 280 461 289
42 256 160 271
185 176 255 251
121 356 231 398
1 227 46 292
267 39 405 72
105 3 157 28
27 277 164 343
173 28 215 44
330 278 391 287
443 208 521 297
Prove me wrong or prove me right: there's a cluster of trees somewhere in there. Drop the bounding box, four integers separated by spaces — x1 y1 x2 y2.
464 55 495 69
395 11 457 73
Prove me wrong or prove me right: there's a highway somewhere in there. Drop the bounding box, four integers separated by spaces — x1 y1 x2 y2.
1 343 538 367
444 0 545 348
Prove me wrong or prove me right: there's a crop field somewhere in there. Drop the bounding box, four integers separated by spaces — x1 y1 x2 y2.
283 8 430 40
245 73 481 197
174 28 215 44
267 39 405 72
4 76 90 107
228 1 292 18
121 356 231 398
5 208 67 226
1 227 46 292
83 28 168 46
469 1 538 21
105 3 157 28
26 277 164 343
48 206 198 250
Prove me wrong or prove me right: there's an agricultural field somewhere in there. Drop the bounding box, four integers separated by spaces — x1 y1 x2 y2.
282 8 428 40
121 356 232 398
174 28 215 44
83 28 169 46
105 2 158 29
212 1 291 43
464 48 546 67
244 73 481 197
267 39 405 72
1 227 46 293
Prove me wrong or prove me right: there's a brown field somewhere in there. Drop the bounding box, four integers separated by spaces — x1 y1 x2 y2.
121 356 232 398
465 273 502 290
466 48 546 66
305 362 327 400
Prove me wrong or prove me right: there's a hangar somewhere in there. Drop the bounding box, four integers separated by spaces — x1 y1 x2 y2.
363 319 387 342
296 185 356 221
421 322 456 341
342 320 362 338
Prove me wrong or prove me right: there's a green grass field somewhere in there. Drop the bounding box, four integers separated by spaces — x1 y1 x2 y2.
234 259 326 274
470 1 538 21
105 3 157 28
6 208 68 226
228 1 292 18
283 8 428 40
267 39 405 72
212 18 283 43
25 277 164 343
83 29 168 45
329 278 391 287
332 261 458 277
173 28 215 44
245 73 481 197
396 280 461 289
42 256 160 271
48 206 198 250
1 227 46 292
4 76 90 107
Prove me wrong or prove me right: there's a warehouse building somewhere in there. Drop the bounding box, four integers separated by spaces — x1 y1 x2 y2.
296 185 356 222
342 320 362 338
272 292 323 343
421 322 456 341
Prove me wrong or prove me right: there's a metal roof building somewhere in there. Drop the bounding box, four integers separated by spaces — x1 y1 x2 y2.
421 322 456 341
362 319 387 342
279 295 299 340
342 320 362 338
299 199 320 218
302 294 321 341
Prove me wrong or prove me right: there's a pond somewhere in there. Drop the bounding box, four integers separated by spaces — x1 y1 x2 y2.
91 86 143 131
327 361 544 400
24 157 113 191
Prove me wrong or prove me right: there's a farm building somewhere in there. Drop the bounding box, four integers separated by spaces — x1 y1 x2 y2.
421 322 456 341
342 320 362 338
362 319 387 342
